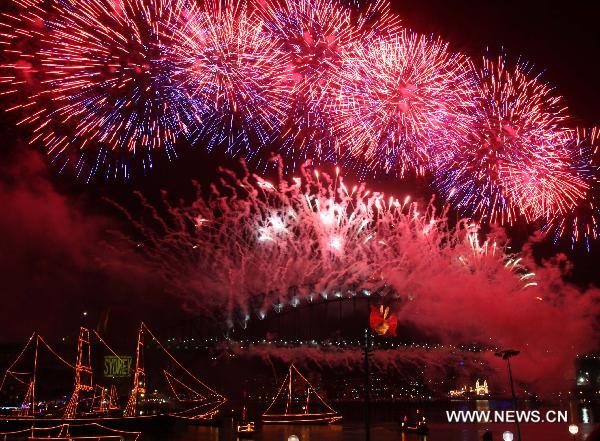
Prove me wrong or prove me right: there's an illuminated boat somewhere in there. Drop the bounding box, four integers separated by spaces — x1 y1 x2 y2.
0 324 226 431
261 364 341 425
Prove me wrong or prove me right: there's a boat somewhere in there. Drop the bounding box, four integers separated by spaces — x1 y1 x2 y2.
236 421 256 438
400 409 429 434
235 404 255 438
142 324 226 426
0 324 226 431
261 364 341 425
0 422 141 440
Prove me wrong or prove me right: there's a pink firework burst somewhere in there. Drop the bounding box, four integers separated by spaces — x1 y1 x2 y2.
163 0 289 161
434 55 587 224
333 30 475 177
253 0 400 168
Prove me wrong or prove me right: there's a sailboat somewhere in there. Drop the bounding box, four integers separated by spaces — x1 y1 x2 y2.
126 324 226 425
235 404 255 438
261 364 341 425
0 324 226 431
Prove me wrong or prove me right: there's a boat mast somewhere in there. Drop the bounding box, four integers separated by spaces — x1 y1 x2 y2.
64 327 94 419
125 324 146 417
31 334 38 415
285 365 292 414
0 333 37 416
305 385 310 415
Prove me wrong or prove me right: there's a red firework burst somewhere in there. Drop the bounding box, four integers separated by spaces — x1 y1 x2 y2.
434 55 587 224
333 30 475 177
0 0 51 104
163 0 289 159
253 0 400 166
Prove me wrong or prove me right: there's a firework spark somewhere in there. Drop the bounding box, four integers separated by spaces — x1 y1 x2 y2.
434 55 587 224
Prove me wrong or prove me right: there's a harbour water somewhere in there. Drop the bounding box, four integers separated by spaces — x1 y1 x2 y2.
144 421 599 441
142 401 599 441
142 423 593 441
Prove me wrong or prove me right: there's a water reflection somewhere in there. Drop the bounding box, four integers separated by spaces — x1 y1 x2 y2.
141 421 598 441
582 406 591 424
260 424 343 441
475 400 490 413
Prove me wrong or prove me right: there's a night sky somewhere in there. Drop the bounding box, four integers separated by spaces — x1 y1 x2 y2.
0 0 599 342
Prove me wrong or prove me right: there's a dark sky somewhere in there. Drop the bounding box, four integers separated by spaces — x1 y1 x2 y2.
1 0 599 342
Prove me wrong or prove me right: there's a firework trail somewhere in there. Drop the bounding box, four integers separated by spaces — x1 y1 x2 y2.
333 30 475 177
434 55 589 224
0 1 47 91
1 0 195 181
163 0 289 162
253 0 400 168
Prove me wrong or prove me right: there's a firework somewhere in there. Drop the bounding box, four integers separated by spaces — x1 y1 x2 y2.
434 55 587 224
1 0 195 181
1 0 600 253
253 0 400 168
333 30 475 177
163 0 289 162
119 164 532 319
